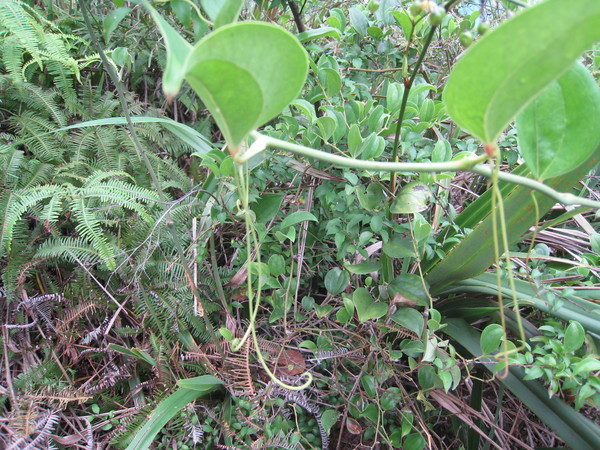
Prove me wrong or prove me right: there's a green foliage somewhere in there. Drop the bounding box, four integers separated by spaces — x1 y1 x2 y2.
517 320 600 410
516 62 600 180
1 0 599 449
126 378 223 450
443 0 600 144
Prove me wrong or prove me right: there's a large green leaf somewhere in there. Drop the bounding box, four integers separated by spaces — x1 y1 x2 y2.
213 0 244 29
443 0 600 144
127 376 222 450
516 62 600 180
443 319 600 450
185 22 308 150
425 150 599 293
438 273 600 335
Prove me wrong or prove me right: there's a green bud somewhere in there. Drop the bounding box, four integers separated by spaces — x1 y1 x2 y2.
429 10 446 26
477 21 490 35
459 31 474 48
409 1 422 17
368 0 379 13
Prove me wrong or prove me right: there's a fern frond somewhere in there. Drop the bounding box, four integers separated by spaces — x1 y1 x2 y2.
0 147 24 188
0 0 84 84
9 112 63 161
19 159 55 188
34 236 104 266
81 170 134 186
26 385 90 409
38 195 64 228
56 300 97 332
0 185 66 257
23 410 59 450
8 82 66 126
69 196 116 270
1 36 26 81
0 1 44 73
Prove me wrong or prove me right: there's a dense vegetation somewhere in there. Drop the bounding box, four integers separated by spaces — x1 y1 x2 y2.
1 0 599 449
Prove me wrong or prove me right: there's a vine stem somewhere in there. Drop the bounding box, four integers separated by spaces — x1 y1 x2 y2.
389 0 463 194
243 132 600 209
390 26 437 194
230 163 312 391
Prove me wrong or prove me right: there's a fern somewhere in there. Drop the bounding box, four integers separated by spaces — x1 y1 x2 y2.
0 146 24 187
70 196 116 270
34 236 103 266
19 159 55 188
0 185 66 257
0 0 88 83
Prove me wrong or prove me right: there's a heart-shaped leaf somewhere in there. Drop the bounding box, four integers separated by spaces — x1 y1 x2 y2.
390 308 424 337
353 288 388 322
516 63 600 180
443 0 600 144
186 22 308 150
142 2 308 150
325 268 349 295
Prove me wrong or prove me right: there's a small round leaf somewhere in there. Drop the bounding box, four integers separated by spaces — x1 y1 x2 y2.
325 268 349 295
480 323 503 354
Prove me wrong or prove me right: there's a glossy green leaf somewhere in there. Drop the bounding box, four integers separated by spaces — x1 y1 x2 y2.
298 26 341 43
480 323 503 354
316 116 337 141
170 0 192 27
214 0 244 28
390 308 424 337
388 274 430 307
349 6 369 36
348 124 363 157
268 254 286 277
325 267 349 295
252 193 283 223
319 67 342 97
279 211 318 230
516 63 600 180
404 433 426 449
443 0 600 144
111 47 130 67
345 260 382 275
141 1 192 100
383 234 416 258
380 387 402 411
186 22 308 149
563 320 585 353
103 7 131 42
353 287 388 322
444 319 600 450
431 139 451 163
127 379 222 450
391 181 432 214
361 375 378 398
573 358 600 376
320 409 339 434
356 183 384 211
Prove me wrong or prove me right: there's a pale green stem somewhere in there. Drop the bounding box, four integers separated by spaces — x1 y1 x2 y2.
230 162 313 390
242 132 600 209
